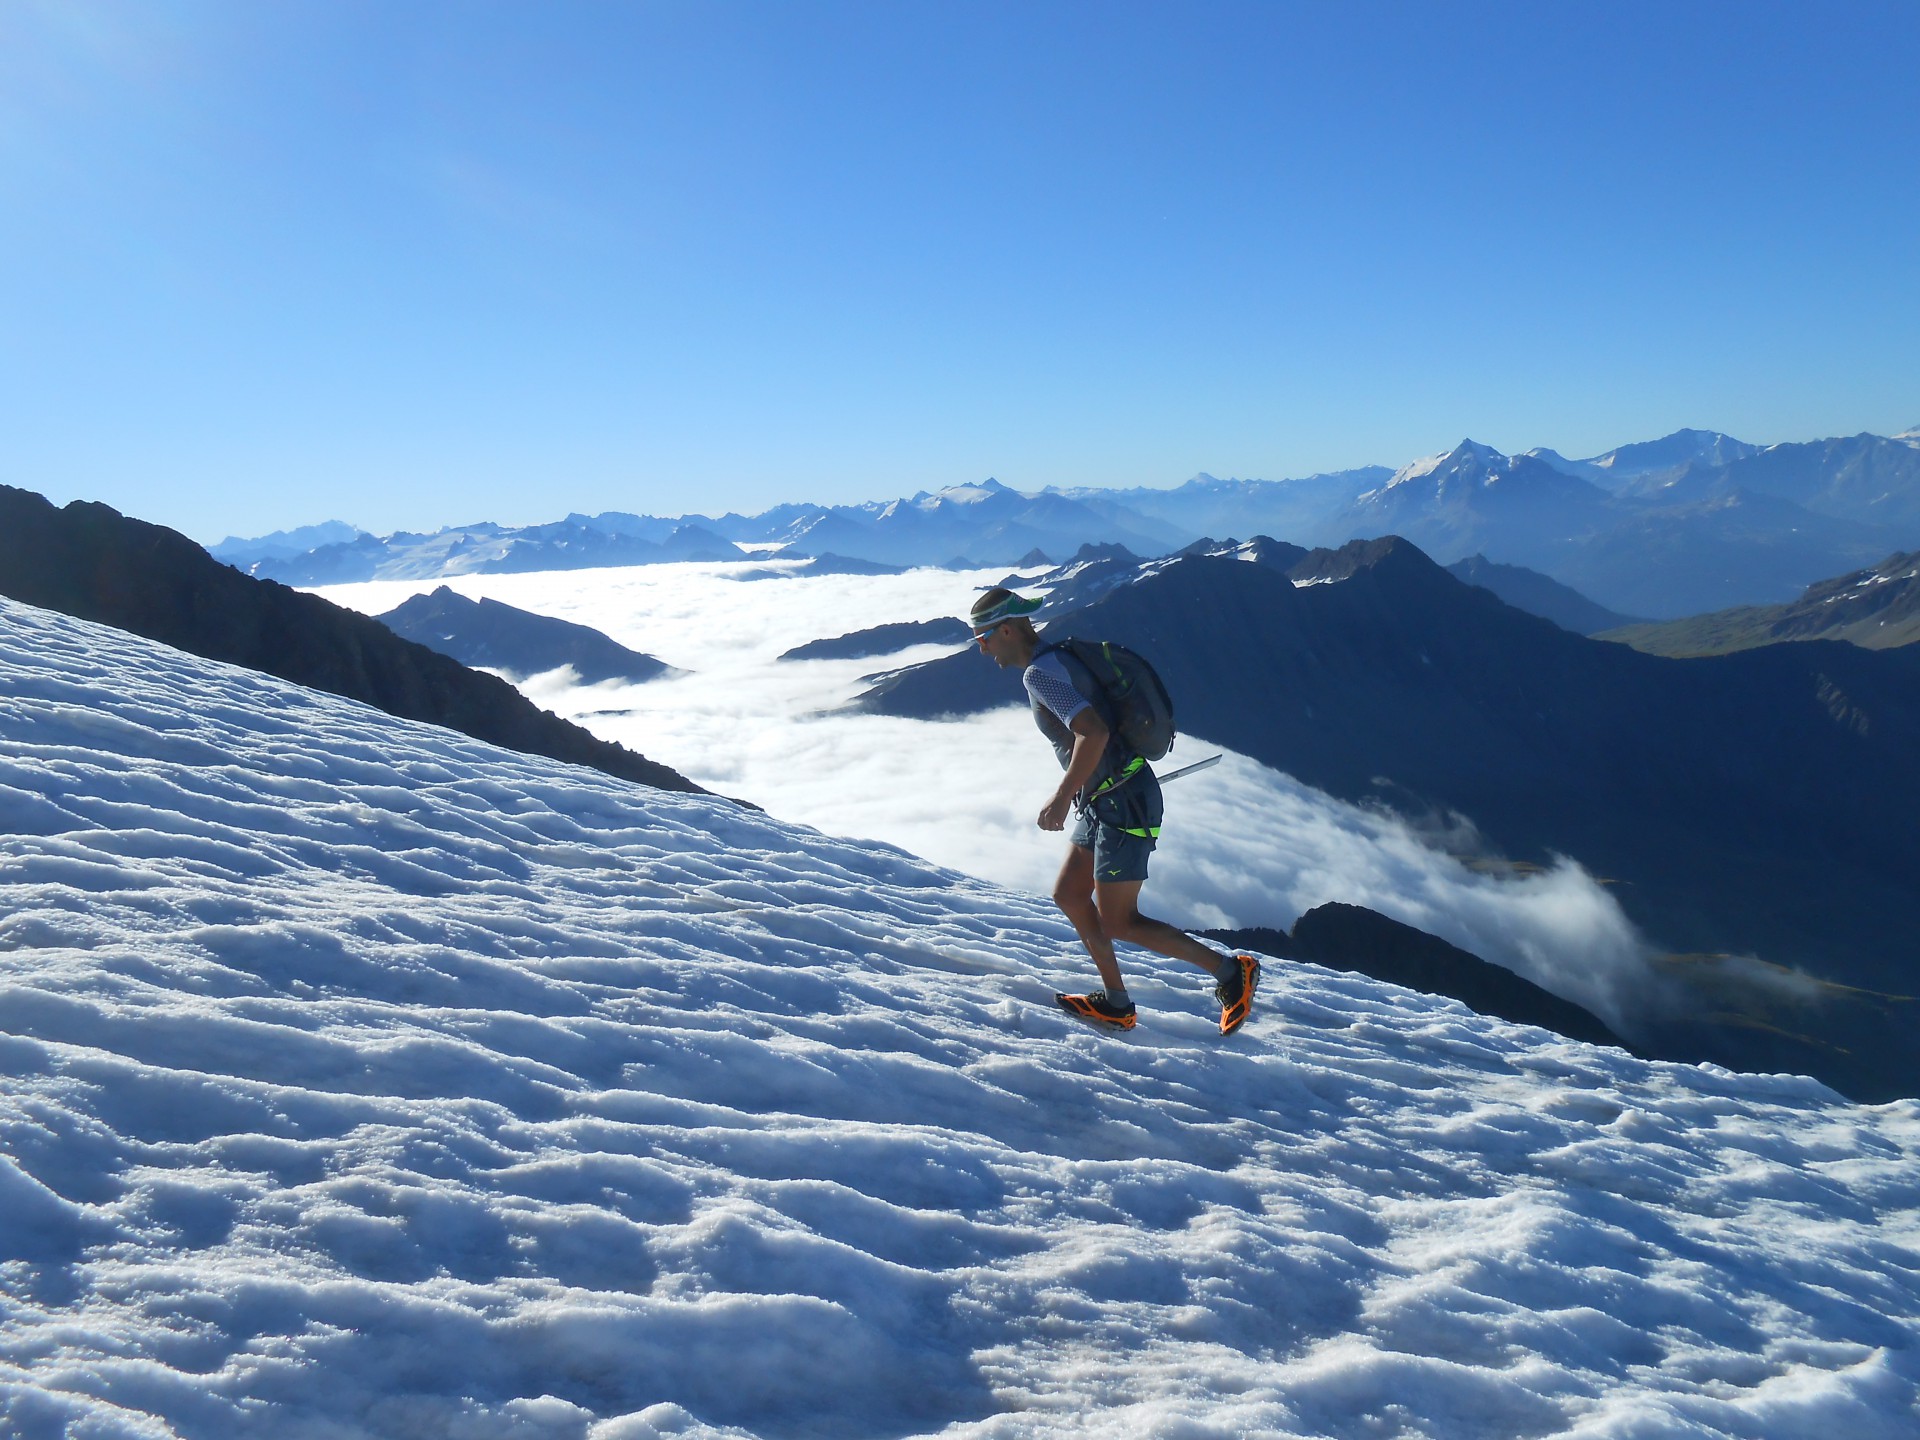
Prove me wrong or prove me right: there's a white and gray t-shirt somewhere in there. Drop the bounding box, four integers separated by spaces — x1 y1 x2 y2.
1022 648 1090 767
1022 647 1135 799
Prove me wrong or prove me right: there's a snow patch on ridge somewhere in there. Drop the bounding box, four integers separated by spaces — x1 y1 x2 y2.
1388 449 1455 487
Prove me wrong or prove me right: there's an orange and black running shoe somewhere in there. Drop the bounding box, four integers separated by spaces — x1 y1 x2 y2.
1216 954 1261 1035
1056 992 1138 1030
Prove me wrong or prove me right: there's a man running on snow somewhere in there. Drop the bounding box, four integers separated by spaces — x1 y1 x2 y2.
969 586 1259 1033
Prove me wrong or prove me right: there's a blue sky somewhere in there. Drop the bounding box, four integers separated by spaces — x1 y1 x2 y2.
2 1 1915 543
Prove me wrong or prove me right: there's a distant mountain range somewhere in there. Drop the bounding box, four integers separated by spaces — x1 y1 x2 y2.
1335 431 1920 617
249 519 747 584
219 426 1920 622
209 519 366 565
855 534 1920 1101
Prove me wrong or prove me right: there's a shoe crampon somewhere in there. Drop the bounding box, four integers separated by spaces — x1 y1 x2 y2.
1055 991 1138 1030
1215 954 1261 1035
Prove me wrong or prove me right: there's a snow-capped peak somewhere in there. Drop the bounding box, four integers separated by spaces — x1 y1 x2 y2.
925 476 1012 508
1385 439 1510 490
1581 429 1757 475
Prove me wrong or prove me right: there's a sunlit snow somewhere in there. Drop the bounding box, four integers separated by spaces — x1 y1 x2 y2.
3 595 1919 1437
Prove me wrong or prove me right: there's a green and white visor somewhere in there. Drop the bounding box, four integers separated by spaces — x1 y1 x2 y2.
969 592 1042 637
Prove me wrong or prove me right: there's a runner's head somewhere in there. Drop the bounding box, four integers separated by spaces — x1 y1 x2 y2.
970 587 1041 664
971 588 1040 639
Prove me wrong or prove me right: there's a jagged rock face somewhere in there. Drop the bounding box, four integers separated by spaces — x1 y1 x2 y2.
379 587 671 686
0 486 704 796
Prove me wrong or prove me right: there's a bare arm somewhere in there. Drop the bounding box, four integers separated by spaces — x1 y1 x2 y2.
1038 708 1110 832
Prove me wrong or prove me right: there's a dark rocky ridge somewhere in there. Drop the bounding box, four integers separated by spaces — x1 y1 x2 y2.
379 586 672 686
1205 904 1627 1051
0 486 705 796
1445 554 1642 635
780 618 972 661
1603 550 1920 656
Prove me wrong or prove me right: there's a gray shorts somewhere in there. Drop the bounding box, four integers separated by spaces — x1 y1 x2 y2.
1070 769 1164 884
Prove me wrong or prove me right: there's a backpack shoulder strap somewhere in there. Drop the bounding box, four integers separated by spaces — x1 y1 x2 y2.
1035 638 1121 734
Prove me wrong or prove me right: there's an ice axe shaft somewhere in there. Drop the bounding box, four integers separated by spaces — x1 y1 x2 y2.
1156 754 1222 784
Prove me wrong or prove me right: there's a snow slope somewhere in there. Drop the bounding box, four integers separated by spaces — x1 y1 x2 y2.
2 596 1918 1439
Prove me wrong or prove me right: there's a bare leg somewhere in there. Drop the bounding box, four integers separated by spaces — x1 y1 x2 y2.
1052 844 1127 993
1093 879 1222 974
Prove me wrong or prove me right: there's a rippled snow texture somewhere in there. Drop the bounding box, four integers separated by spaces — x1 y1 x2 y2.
1 596 1917 1439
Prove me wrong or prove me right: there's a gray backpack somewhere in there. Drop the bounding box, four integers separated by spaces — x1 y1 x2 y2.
1043 638 1177 761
